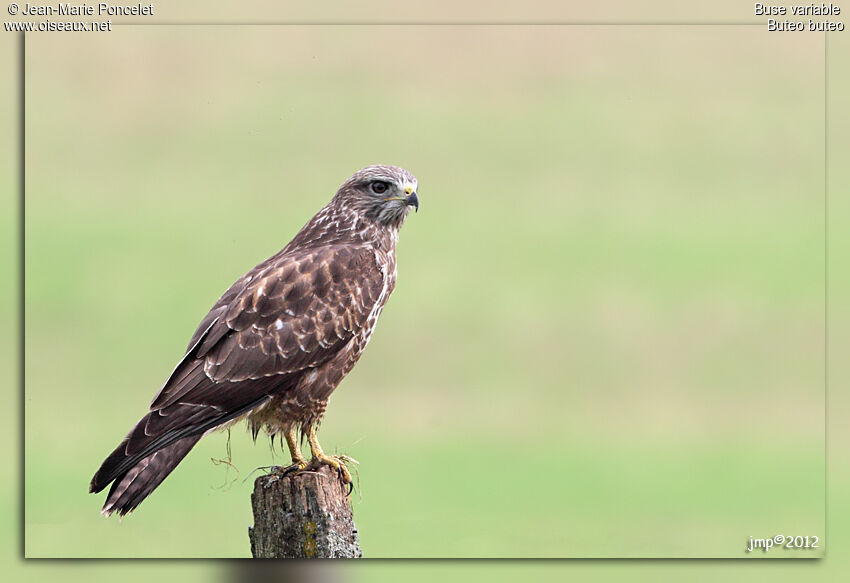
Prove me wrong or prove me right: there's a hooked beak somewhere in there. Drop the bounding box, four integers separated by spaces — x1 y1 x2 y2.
405 191 419 212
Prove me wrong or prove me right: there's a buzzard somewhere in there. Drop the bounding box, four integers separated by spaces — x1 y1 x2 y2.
90 165 419 516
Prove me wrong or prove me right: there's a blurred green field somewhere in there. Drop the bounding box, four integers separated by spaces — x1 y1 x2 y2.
17 24 835 565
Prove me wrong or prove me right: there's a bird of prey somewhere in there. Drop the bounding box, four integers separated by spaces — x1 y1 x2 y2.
90 165 419 516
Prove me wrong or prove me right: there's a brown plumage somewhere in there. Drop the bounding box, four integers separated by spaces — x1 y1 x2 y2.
90 165 419 516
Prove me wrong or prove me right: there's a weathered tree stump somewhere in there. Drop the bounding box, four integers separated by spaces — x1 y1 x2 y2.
248 465 362 558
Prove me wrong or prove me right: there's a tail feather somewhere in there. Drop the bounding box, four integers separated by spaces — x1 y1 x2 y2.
90 394 272 515
100 435 202 516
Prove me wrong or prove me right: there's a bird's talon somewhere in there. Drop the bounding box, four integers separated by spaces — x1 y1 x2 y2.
272 460 308 477
309 454 353 486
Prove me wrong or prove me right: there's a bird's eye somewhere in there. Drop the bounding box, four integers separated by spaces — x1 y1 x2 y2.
370 181 389 194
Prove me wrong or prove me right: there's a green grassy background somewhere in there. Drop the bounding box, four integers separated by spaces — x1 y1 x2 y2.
10 19 843 573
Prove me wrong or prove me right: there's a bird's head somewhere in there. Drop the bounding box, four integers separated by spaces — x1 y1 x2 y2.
337 165 419 228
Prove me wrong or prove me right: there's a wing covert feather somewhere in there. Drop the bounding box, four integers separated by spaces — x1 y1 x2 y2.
151 246 384 408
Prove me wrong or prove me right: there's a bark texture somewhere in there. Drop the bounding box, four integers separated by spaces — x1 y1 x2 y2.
249 466 362 558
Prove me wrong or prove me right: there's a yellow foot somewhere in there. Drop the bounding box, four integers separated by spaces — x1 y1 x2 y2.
305 424 359 492
308 454 359 488
271 459 308 478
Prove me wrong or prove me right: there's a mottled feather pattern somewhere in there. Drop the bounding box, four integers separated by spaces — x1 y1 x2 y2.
90 165 417 516
203 247 383 382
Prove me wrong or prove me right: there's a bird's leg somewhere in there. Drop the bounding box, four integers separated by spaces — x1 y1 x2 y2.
306 424 355 485
273 425 308 477
285 425 309 470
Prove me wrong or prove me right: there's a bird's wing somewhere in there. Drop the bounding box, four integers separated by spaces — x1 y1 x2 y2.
150 245 385 409
90 245 385 496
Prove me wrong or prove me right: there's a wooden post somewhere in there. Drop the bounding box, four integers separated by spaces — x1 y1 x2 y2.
248 465 362 558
